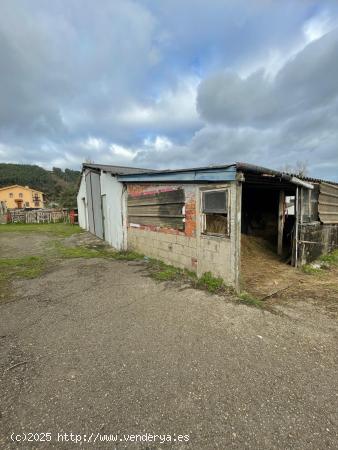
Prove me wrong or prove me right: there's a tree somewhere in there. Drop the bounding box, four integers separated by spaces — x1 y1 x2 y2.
281 161 309 177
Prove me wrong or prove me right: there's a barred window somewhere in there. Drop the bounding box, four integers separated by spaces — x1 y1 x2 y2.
201 189 229 237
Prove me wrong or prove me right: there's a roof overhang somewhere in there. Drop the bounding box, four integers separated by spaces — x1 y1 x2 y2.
117 165 237 183
289 176 314 190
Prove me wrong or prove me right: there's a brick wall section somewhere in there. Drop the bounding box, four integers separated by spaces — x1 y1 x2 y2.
127 183 240 287
128 184 196 237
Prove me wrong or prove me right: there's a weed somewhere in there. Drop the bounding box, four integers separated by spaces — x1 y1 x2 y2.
54 241 144 261
319 250 338 266
152 266 182 281
301 250 338 275
110 251 144 261
0 256 45 300
302 264 322 275
196 272 225 293
55 243 101 259
238 291 263 308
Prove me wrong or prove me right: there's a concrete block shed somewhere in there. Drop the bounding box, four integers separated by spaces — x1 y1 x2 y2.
77 162 338 290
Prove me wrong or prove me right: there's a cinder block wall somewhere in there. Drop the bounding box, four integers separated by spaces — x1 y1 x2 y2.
128 228 198 271
127 183 240 287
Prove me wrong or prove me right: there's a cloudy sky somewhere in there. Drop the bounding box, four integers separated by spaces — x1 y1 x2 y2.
0 0 338 180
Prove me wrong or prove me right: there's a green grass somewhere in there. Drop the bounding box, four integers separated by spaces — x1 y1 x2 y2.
0 256 45 278
110 251 144 261
0 256 45 300
302 264 322 275
146 260 231 294
54 241 144 261
0 223 82 237
302 249 338 275
0 223 267 310
196 271 225 293
319 250 338 266
151 264 182 281
238 291 263 308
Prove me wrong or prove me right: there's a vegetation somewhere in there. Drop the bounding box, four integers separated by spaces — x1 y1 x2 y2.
0 223 83 237
302 249 338 275
0 163 80 207
0 256 45 301
0 223 265 309
302 264 322 275
238 291 263 307
319 250 338 266
54 241 143 261
196 271 224 293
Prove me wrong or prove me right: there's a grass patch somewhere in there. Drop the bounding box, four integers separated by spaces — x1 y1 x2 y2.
302 250 338 275
146 259 199 283
151 264 182 281
110 251 144 261
54 242 101 259
0 256 45 300
0 223 82 237
147 262 231 294
302 264 322 275
319 250 338 266
238 291 263 308
54 241 144 261
196 271 225 293
146 259 183 281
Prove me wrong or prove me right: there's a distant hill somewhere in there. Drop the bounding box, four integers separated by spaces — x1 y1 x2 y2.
0 163 80 208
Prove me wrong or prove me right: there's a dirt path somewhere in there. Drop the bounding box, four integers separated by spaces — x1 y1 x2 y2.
0 229 337 449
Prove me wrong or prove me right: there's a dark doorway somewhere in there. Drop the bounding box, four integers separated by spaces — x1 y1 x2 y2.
241 184 296 259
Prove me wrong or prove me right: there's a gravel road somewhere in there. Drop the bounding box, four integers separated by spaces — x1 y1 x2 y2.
0 231 337 449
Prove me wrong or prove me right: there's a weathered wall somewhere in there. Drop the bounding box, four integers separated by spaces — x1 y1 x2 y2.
127 183 240 288
299 222 338 264
100 173 126 250
298 183 338 264
77 173 88 230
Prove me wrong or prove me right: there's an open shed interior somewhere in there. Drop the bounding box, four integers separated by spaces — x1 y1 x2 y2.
240 169 300 294
241 172 296 256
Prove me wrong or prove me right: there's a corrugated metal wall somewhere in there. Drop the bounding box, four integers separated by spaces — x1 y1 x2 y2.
318 182 338 224
91 171 104 239
85 172 95 234
85 170 104 239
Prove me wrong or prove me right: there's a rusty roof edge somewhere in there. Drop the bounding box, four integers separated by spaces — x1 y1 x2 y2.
236 162 338 186
82 163 157 174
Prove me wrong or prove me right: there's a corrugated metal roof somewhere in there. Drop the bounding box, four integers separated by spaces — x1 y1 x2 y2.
236 162 338 186
117 165 237 183
82 163 157 175
82 161 338 186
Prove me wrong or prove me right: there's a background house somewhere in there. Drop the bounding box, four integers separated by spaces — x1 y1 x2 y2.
0 185 44 209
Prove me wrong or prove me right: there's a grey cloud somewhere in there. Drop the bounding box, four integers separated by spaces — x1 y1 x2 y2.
0 0 159 142
197 28 338 127
0 0 337 182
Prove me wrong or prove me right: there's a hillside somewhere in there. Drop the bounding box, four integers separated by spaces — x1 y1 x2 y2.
0 163 80 208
